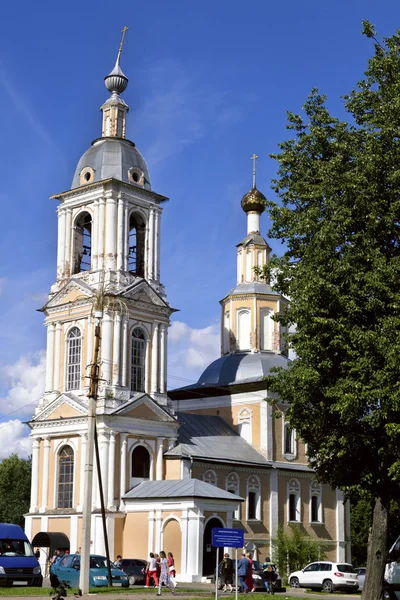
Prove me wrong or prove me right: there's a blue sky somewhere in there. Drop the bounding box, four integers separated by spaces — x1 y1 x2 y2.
0 0 399 455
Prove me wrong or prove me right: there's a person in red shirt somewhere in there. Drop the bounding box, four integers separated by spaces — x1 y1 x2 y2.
167 552 177 588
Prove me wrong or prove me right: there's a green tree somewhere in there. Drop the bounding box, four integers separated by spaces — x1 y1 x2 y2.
0 454 31 527
272 525 326 581
262 21 400 600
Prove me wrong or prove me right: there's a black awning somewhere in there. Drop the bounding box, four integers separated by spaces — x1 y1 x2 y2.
31 532 70 550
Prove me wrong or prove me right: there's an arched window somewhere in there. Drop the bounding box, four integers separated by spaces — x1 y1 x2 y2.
131 445 150 479
310 481 322 523
128 213 145 277
131 328 146 392
72 212 92 274
288 479 301 522
203 470 218 486
283 419 296 459
226 472 240 519
260 308 273 351
237 309 251 351
57 445 74 508
247 475 261 520
238 408 252 444
66 327 81 391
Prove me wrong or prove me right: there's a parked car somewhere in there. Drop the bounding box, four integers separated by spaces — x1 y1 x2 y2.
289 561 358 593
355 567 366 591
118 559 147 585
214 559 283 591
50 553 129 588
0 523 42 587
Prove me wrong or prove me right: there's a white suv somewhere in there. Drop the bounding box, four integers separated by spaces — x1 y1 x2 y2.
289 561 359 592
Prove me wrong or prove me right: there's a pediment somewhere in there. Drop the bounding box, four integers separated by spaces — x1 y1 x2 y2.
122 280 169 309
111 394 176 423
43 279 94 310
33 393 88 422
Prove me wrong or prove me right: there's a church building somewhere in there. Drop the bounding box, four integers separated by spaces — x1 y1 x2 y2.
25 42 351 581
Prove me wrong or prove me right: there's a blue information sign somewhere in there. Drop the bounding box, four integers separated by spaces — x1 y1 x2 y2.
212 527 244 548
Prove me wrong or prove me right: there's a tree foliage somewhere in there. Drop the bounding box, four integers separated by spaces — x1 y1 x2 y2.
0 454 31 527
272 525 326 580
263 22 400 600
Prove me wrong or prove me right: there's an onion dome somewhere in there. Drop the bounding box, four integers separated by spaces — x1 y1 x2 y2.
104 60 128 95
240 186 267 213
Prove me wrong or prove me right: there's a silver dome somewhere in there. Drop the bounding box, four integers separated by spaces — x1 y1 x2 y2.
71 138 151 190
225 282 280 297
196 352 290 387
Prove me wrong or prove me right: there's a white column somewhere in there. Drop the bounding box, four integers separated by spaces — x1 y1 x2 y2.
79 434 87 511
40 437 51 512
112 313 121 386
45 323 55 392
99 431 109 509
180 509 188 580
159 324 166 393
150 323 159 394
108 431 116 509
64 208 72 277
105 196 117 270
70 515 78 555
57 209 66 280
30 438 40 513
97 198 105 270
155 510 162 552
53 323 62 392
124 204 129 272
119 434 128 508
101 312 113 386
148 207 154 280
86 316 93 389
154 209 160 281
144 337 150 394
121 316 129 387
148 510 155 556
92 199 99 271
156 438 164 481
269 470 279 557
117 196 124 271
336 489 346 562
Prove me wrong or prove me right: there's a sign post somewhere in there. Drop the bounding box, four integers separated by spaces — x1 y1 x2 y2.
212 528 244 600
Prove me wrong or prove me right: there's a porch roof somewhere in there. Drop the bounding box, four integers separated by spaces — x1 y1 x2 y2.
123 479 243 501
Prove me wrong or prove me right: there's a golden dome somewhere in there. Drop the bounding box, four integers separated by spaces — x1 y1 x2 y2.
240 186 267 213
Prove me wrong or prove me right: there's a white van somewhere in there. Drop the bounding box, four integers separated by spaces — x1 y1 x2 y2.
385 536 400 600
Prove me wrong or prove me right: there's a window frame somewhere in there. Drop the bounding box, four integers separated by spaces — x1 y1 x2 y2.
287 478 301 523
282 417 297 461
57 445 74 509
310 481 323 524
226 472 240 520
130 326 147 392
246 475 261 521
65 326 82 392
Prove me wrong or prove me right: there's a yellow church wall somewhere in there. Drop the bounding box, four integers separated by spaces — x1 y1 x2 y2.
163 518 181 572
31 518 42 540
123 513 148 557
49 405 83 419
164 459 181 480
114 517 125 558
48 518 70 537
126 404 161 420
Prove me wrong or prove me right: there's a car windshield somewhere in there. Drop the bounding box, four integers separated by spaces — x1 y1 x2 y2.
337 564 355 573
253 561 263 570
90 556 110 569
0 539 34 557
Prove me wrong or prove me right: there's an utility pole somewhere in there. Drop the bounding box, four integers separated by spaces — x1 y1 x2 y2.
80 310 102 594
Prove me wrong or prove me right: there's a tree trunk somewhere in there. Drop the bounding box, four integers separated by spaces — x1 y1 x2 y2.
362 497 389 600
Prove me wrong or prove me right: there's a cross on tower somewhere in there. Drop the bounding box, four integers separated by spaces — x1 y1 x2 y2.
117 26 129 62
251 153 258 189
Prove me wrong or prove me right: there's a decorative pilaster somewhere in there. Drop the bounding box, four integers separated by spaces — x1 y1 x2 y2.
40 437 51 513
92 199 99 270
57 209 66 280
64 208 72 277
45 323 55 393
112 313 121 386
148 207 155 280
151 323 159 394
53 323 62 392
30 438 40 513
154 209 160 281
156 439 164 481
108 431 116 509
105 196 117 270
145 337 150 394
159 324 166 393
124 204 129 272
99 431 109 508
121 316 128 387
97 198 106 270
79 434 87 511
119 434 128 509
101 312 113 386
117 196 124 270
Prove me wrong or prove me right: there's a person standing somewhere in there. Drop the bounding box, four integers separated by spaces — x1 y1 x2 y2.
244 553 255 592
220 553 234 593
237 553 250 593
114 555 122 569
157 551 175 596
167 552 177 588
262 557 277 594
145 553 159 588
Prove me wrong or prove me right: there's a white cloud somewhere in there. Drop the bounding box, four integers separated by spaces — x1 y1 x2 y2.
168 320 220 388
0 420 32 459
0 351 45 418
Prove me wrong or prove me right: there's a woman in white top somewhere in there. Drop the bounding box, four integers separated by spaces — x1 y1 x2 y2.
145 552 159 587
157 551 175 596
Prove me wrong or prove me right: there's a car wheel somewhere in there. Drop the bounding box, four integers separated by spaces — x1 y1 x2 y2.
290 577 300 588
129 575 137 585
383 589 395 600
323 580 333 593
